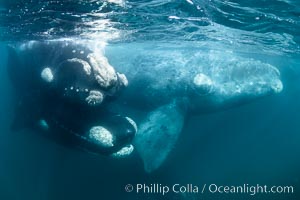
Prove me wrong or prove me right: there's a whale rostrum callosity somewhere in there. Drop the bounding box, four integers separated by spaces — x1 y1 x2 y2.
8 41 283 172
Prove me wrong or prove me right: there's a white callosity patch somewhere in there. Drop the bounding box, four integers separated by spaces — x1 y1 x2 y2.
41 67 54 83
89 126 114 147
271 79 283 93
85 90 104 106
87 53 118 89
64 86 90 93
117 72 129 87
193 73 214 95
125 117 138 133
66 58 92 75
112 145 134 158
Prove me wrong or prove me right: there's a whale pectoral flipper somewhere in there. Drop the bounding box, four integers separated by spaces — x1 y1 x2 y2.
133 100 186 173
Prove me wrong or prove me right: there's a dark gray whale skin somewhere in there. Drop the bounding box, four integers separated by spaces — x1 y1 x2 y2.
7 41 135 156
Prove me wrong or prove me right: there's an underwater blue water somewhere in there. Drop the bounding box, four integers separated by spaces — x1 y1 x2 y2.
0 0 300 200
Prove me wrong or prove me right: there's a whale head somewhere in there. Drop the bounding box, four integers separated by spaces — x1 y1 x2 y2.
40 53 128 106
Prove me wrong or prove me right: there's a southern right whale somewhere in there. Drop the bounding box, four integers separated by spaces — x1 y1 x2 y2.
105 44 283 172
7 41 136 157
8 40 283 173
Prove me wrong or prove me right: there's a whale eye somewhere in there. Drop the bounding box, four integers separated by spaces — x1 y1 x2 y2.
126 128 133 134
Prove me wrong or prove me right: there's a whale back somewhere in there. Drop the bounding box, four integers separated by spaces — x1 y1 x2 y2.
105 44 283 172
106 44 282 113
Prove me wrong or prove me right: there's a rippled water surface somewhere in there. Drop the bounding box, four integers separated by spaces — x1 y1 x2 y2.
1 0 299 52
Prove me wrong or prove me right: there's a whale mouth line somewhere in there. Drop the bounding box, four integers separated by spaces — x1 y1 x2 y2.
48 117 116 154
50 117 90 142
47 117 134 156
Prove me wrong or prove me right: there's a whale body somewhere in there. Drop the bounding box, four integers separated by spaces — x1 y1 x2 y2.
8 41 283 172
105 44 283 172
